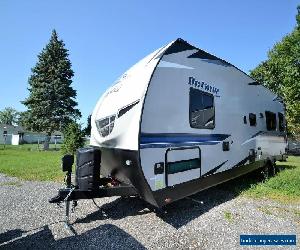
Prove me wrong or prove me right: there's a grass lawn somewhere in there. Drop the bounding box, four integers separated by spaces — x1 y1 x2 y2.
221 156 300 203
0 145 63 182
241 156 300 203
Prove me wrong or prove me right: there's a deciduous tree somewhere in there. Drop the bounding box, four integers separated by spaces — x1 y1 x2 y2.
250 6 300 136
0 107 19 125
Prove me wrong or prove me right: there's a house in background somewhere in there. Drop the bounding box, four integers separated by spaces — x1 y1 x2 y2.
0 124 23 145
0 124 63 145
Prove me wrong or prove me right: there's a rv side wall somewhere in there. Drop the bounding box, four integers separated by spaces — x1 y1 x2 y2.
140 42 286 192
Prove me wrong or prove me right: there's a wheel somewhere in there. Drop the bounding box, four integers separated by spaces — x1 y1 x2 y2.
261 161 275 180
260 164 269 180
268 161 276 177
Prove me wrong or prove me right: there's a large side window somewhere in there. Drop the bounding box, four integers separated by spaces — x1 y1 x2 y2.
265 111 276 131
278 112 285 132
189 88 215 129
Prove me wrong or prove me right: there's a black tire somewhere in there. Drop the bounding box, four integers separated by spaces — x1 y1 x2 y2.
260 161 275 180
260 164 270 180
268 162 276 177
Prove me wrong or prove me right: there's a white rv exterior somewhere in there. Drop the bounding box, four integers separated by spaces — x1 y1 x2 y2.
90 39 287 207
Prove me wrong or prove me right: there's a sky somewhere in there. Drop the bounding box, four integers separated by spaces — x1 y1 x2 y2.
0 0 299 125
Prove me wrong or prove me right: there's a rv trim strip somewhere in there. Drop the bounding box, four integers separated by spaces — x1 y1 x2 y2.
140 133 230 149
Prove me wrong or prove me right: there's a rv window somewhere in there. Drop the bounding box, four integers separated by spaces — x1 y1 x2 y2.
249 113 256 126
96 115 116 137
265 111 276 131
278 112 284 132
189 88 215 129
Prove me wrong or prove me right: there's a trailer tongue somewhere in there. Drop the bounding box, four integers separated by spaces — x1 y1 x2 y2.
49 147 138 226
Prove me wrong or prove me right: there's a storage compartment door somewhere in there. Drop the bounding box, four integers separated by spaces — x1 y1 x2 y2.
165 147 201 186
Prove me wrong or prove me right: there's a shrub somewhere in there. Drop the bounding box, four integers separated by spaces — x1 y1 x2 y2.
61 122 84 155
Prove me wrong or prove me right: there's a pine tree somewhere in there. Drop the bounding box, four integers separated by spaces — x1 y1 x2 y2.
83 114 91 136
250 6 300 137
22 30 81 149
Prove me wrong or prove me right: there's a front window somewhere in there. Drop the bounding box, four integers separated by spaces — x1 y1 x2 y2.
96 115 116 137
189 87 215 129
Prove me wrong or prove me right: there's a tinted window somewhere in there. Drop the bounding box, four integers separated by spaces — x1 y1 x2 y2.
96 115 116 137
249 113 256 126
203 94 214 109
265 111 276 131
278 112 284 132
189 88 215 129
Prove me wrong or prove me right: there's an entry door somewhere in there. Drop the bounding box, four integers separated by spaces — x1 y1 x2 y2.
165 146 201 186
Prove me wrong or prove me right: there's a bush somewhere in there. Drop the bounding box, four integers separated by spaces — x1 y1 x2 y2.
61 122 84 155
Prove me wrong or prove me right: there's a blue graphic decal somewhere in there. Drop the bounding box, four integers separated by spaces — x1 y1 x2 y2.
140 133 230 149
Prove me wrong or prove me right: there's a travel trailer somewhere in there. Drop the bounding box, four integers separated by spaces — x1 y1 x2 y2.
50 38 287 221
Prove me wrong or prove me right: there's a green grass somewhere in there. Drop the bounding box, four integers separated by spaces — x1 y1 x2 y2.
258 206 273 215
0 145 63 182
0 181 22 187
224 211 233 222
220 156 300 203
242 156 300 203
293 209 300 217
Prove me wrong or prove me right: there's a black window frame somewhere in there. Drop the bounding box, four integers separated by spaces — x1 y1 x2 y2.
189 87 215 129
249 113 257 126
265 111 277 131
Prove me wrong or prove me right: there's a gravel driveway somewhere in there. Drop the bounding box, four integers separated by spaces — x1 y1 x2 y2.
0 173 299 249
